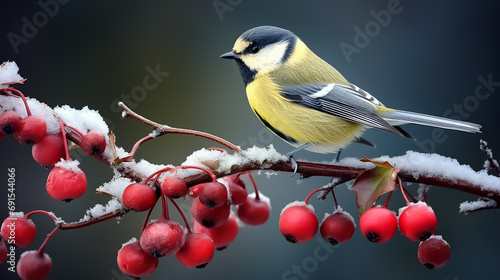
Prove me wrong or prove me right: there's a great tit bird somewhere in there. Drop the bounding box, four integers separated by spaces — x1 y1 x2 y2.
220 26 481 167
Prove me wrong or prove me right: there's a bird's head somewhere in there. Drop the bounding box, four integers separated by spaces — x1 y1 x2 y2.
220 26 298 84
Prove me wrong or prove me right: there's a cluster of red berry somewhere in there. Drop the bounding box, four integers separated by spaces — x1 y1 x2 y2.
278 184 451 270
116 164 271 277
0 87 109 279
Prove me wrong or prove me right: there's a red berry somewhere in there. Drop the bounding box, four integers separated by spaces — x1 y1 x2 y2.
161 176 188 198
279 202 318 244
199 182 228 208
237 192 270 226
0 239 7 264
398 202 437 242
176 232 215 269
140 220 185 257
417 235 451 269
193 212 239 250
227 180 247 205
117 239 158 277
46 165 87 201
81 131 106 156
191 197 230 228
122 183 157 212
0 110 21 135
17 250 52 280
14 115 47 144
1 215 36 248
320 207 356 246
359 207 398 243
32 134 66 168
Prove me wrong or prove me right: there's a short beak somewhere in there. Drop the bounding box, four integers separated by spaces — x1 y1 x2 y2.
220 51 238 59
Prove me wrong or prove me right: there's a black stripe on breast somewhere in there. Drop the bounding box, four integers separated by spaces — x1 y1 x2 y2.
254 110 297 144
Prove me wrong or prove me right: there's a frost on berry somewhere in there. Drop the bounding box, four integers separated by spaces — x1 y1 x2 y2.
193 212 239 250
191 197 230 228
237 192 271 226
46 161 87 202
117 239 158 277
32 134 66 168
176 232 215 269
320 207 356 246
81 131 107 156
122 183 157 212
398 201 437 242
418 235 451 269
359 207 397 243
1 214 36 248
14 115 47 144
140 220 186 258
279 201 318 244
17 250 52 280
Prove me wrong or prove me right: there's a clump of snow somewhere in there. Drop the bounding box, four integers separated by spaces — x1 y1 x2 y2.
54 159 82 173
0 95 60 134
0 61 24 88
121 237 138 248
117 159 170 182
459 199 497 213
183 145 287 175
422 234 449 246
280 200 315 216
321 206 356 227
54 105 109 139
79 198 123 222
247 191 271 211
97 177 133 202
374 151 500 194
397 201 431 218
241 145 286 164
417 184 430 201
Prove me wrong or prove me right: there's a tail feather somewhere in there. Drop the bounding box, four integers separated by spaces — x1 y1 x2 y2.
383 109 482 133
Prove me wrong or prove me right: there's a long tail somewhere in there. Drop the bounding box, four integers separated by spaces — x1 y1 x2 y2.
382 109 482 133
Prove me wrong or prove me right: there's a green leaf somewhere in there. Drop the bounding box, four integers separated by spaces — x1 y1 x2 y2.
351 157 401 216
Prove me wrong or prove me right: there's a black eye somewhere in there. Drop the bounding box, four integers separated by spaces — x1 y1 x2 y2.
250 44 260 53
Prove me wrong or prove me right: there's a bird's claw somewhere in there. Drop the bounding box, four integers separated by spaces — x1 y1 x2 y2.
289 155 298 176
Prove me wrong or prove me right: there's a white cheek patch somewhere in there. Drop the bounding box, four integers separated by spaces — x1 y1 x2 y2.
242 41 290 73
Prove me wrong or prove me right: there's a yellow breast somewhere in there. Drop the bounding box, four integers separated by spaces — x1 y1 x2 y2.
246 75 365 153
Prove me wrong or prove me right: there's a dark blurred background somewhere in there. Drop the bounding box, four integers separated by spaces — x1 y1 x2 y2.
1 1 499 279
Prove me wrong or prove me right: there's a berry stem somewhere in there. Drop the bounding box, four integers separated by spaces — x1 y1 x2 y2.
142 201 157 233
168 197 191 233
25 210 59 222
37 226 59 257
304 188 324 204
56 116 71 161
398 176 411 205
65 125 85 138
331 189 339 210
142 167 175 185
247 172 259 200
179 165 218 182
160 194 169 221
1 87 32 116
382 191 393 208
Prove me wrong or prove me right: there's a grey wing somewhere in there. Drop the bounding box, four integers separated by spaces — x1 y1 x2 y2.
280 83 408 137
